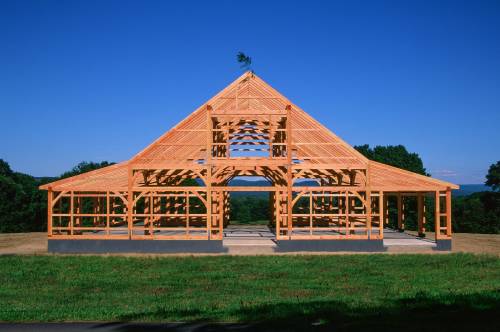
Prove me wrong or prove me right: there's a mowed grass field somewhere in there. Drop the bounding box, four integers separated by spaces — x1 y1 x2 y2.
0 254 499 331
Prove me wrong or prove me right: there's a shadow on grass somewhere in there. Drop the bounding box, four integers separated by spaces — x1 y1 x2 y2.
105 291 500 332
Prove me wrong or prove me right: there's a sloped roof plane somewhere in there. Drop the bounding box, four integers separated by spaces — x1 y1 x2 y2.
40 72 458 191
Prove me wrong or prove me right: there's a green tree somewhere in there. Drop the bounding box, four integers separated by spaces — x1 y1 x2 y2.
354 144 428 175
0 159 115 233
237 52 253 72
59 161 115 179
453 192 500 234
0 159 46 232
485 161 500 191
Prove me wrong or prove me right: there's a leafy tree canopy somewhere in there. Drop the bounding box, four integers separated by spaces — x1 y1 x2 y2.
237 52 252 72
354 144 428 176
485 161 500 192
0 159 14 177
59 161 115 179
0 159 114 233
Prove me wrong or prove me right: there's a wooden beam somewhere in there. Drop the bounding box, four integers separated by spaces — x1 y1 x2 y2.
446 188 452 237
435 191 440 240
47 188 53 237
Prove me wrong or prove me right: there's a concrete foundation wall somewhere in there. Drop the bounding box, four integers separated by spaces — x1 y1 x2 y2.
434 239 452 251
48 239 227 254
275 240 386 252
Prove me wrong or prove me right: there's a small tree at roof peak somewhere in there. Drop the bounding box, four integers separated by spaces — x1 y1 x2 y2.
237 52 253 73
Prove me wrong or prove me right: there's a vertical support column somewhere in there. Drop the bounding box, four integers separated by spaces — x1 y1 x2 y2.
127 166 133 240
58 199 62 228
93 197 98 226
153 195 160 231
70 191 74 236
106 191 110 236
269 192 274 226
144 194 150 236
275 190 281 238
365 167 372 239
185 191 189 236
75 196 81 230
434 191 440 240
446 188 452 237
378 191 384 239
206 105 213 239
309 191 313 235
47 188 53 237
384 195 389 225
345 191 350 237
286 105 293 239
397 193 403 231
219 191 224 239
417 193 425 237
268 114 273 159
149 191 154 236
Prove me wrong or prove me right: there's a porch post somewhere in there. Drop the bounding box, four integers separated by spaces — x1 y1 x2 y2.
417 193 426 237
397 193 403 231
446 188 452 237
47 188 53 237
378 191 384 239
286 105 293 239
206 104 213 239
434 190 440 240
127 166 133 239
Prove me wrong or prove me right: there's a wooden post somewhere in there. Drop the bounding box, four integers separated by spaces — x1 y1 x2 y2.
417 193 425 237
286 105 293 239
127 167 133 240
384 195 389 225
345 191 350 237
47 188 53 237
269 192 274 227
206 105 213 239
186 191 190 236
309 191 313 235
446 188 452 237
365 166 372 239
106 191 110 236
397 193 403 231
275 190 281 238
149 191 154 236
378 191 384 239
435 191 440 240
218 191 224 239
70 191 74 235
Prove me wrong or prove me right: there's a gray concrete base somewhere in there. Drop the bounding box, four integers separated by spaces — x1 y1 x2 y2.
48 239 227 253
275 239 385 252
434 239 452 251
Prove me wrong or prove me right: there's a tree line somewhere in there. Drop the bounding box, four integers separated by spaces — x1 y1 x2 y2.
0 148 498 233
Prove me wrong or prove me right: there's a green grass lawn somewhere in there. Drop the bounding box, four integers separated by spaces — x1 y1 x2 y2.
0 254 499 331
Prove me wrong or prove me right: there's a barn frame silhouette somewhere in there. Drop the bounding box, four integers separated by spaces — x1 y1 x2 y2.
40 72 458 252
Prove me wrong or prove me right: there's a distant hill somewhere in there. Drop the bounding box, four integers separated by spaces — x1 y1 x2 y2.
227 178 318 197
454 184 490 197
227 180 491 198
35 176 488 197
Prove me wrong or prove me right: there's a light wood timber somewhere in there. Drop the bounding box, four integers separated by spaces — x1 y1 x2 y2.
39 72 458 241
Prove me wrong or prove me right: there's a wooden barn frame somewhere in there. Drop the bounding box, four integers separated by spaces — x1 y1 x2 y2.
40 72 458 252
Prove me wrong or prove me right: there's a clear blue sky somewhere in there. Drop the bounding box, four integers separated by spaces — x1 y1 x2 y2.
1 0 499 184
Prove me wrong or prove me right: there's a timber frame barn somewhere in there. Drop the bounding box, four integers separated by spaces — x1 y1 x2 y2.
40 72 458 253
